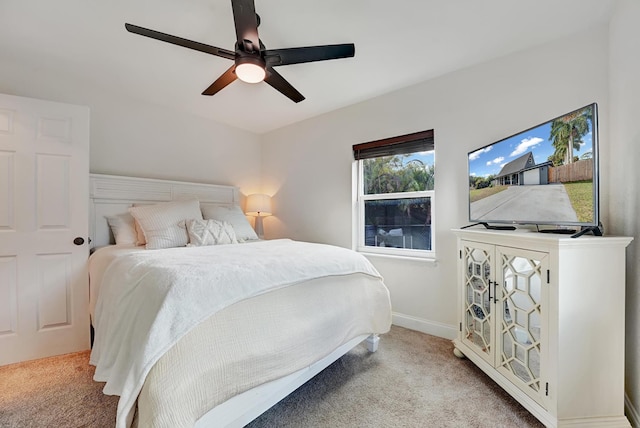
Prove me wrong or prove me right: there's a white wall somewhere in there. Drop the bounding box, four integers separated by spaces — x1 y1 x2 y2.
0 57 263 196
609 0 640 424
262 26 610 339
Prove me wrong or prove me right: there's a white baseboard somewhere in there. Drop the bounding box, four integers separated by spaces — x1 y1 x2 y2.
625 392 639 427
392 312 457 340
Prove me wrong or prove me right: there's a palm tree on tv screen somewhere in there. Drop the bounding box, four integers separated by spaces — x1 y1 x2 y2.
549 107 591 165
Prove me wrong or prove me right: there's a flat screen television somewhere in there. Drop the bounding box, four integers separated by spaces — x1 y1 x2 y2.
467 103 599 234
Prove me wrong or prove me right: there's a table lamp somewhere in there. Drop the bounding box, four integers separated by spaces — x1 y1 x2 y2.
245 193 272 239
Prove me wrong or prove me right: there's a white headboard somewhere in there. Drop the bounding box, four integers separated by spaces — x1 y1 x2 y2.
89 174 240 248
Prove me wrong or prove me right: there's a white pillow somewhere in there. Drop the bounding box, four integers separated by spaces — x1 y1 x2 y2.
201 204 259 242
105 213 138 246
129 199 203 249
185 219 238 246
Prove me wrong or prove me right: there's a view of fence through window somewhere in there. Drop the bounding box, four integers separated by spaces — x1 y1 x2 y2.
363 152 434 251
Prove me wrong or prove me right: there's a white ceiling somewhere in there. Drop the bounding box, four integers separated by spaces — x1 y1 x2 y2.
0 0 616 134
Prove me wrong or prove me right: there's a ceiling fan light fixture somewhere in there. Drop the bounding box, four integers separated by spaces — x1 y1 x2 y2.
125 0 355 102
235 57 266 83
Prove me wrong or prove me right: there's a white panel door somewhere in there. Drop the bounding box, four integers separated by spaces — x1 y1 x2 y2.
0 93 89 365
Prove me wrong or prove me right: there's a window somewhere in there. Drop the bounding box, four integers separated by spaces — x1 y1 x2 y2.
353 130 435 258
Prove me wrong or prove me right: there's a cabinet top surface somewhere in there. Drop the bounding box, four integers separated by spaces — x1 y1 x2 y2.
452 228 633 248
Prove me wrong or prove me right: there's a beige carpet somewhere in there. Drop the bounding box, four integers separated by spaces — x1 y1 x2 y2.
0 326 543 427
0 349 118 427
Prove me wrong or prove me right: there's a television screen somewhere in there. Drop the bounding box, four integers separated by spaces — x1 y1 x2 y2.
468 103 598 228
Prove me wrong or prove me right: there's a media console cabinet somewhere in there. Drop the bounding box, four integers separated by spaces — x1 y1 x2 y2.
452 228 632 428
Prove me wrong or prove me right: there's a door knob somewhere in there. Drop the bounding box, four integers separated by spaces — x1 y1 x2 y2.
73 237 85 246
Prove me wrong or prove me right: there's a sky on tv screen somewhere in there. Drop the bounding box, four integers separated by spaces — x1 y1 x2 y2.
468 120 593 178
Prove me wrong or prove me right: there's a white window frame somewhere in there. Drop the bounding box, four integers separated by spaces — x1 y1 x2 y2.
355 160 435 259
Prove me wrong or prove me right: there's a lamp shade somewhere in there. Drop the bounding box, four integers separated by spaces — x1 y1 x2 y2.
245 194 272 216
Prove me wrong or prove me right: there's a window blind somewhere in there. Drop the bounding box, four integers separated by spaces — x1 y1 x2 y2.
353 129 434 160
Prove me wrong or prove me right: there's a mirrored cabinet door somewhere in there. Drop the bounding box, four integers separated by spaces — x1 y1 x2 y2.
460 241 495 365
496 247 548 405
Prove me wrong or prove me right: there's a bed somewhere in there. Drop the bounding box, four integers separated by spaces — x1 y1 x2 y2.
87 174 392 428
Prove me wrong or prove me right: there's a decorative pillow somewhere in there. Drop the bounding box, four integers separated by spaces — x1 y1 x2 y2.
185 219 238 246
201 204 259 242
105 213 138 246
129 199 203 249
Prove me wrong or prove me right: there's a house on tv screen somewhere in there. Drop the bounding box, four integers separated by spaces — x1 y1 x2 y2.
493 152 552 186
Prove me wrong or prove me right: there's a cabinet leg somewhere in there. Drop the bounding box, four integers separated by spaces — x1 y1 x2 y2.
453 347 465 359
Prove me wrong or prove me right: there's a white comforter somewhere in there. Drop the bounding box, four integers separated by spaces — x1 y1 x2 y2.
89 239 383 428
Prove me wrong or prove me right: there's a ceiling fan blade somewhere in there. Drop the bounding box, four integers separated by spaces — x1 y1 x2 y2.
125 23 235 60
264 67 305 103
202 65 238 96
231 0 260 52
264 44 355 67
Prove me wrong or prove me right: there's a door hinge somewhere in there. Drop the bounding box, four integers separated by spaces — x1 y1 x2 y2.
459 322 462 332
545 382 549 396
459 250 462 259
547 269 550 284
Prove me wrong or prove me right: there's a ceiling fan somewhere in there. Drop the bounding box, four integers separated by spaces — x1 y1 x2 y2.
125 0 355 103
